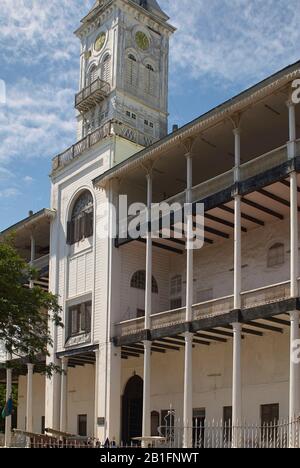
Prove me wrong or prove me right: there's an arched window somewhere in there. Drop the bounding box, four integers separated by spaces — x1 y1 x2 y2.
144 63 155 95
88 65 98 85
101 54 111 83
130 270 158 294
67 191 94 245
267 243 285 268
126 54 138 87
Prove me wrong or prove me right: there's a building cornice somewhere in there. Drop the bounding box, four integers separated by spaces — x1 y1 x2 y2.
0 208 56 237
93 61 300 188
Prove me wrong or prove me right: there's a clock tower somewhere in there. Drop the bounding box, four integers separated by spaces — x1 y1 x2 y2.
75 0 175 148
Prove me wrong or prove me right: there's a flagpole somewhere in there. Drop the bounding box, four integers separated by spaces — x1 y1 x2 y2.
4 353 12 448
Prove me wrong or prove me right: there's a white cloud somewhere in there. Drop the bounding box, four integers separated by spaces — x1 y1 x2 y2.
0 0 299 171
0 167 13 180
0 79 76 164
163 0 300 86
23 176 34 183
0 188 20 198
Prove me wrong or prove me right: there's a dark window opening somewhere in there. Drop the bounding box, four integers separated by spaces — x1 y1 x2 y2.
131 270 158 294
78 414 87 437
67 191 94 245
223 406 232 444
68 301 92 338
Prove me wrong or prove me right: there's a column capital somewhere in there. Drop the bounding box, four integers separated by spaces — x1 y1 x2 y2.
233 127 241 137
290 310 300 322
286 98 296 109
232 322 243 333
27 362 34 371
143 340 152 350
61 356 68 367
185 151 193 160
184 331 194 343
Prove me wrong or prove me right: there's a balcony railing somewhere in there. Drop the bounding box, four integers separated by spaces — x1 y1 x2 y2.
114 280 293 338
52 121 154 172
75 78 110 112
240 145 288 181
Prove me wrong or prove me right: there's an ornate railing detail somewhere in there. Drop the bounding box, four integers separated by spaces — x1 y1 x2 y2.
114 281 293 338
75 78 110 112
52 121 152 172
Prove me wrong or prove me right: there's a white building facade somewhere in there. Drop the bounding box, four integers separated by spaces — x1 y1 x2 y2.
1 0 300 448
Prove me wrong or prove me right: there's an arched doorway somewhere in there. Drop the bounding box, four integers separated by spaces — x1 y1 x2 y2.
122 375 143 444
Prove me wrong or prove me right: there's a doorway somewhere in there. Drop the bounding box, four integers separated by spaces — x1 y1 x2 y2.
122 375 143 444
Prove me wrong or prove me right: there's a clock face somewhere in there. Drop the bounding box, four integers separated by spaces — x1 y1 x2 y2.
135 31 150 51
94 32 106 52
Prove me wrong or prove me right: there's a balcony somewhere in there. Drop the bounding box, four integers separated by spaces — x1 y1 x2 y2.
75 78 110 112
114 280 293 338
52 121 154 172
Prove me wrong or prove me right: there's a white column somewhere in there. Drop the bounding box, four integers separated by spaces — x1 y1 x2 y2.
26 363 34 433
185 153 193 322
145 172 152 330
289 311 300 447
59 357 68 433
29 235 35 289
142 170 152 442
287 101 296 159
183 332 193 448
183 153 194 448
142 341 151 440
289 311 300 420
94 349 100 439
233 128 242 310
234 195 242 309
233 128 241 182
4 360 12 448
232 322 242 448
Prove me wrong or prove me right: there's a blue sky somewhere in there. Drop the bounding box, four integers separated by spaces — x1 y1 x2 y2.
1 0 300 231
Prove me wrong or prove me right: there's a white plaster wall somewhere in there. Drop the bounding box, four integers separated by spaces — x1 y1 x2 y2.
67 365 95 436
18 374 45 433
121 329 291 425
115 217 295 324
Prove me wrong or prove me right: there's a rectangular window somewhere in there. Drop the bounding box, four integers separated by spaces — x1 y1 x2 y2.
68 301 92 338
131 113 136 120
41 416 45 435
78 414 87 437
261 403 279 446
193 408 206 448
223 406 232 445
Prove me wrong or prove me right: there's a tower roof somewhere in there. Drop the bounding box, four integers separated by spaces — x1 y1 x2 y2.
132 0 169 20
84 0 169 23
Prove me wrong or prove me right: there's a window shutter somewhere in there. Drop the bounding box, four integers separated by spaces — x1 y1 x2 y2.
79 215 86 241
67 221 72 245
85 302 92 333
80 304 86 332
74 218 80 243
101 57 111 83
85 211 94 238
71 308 78 335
